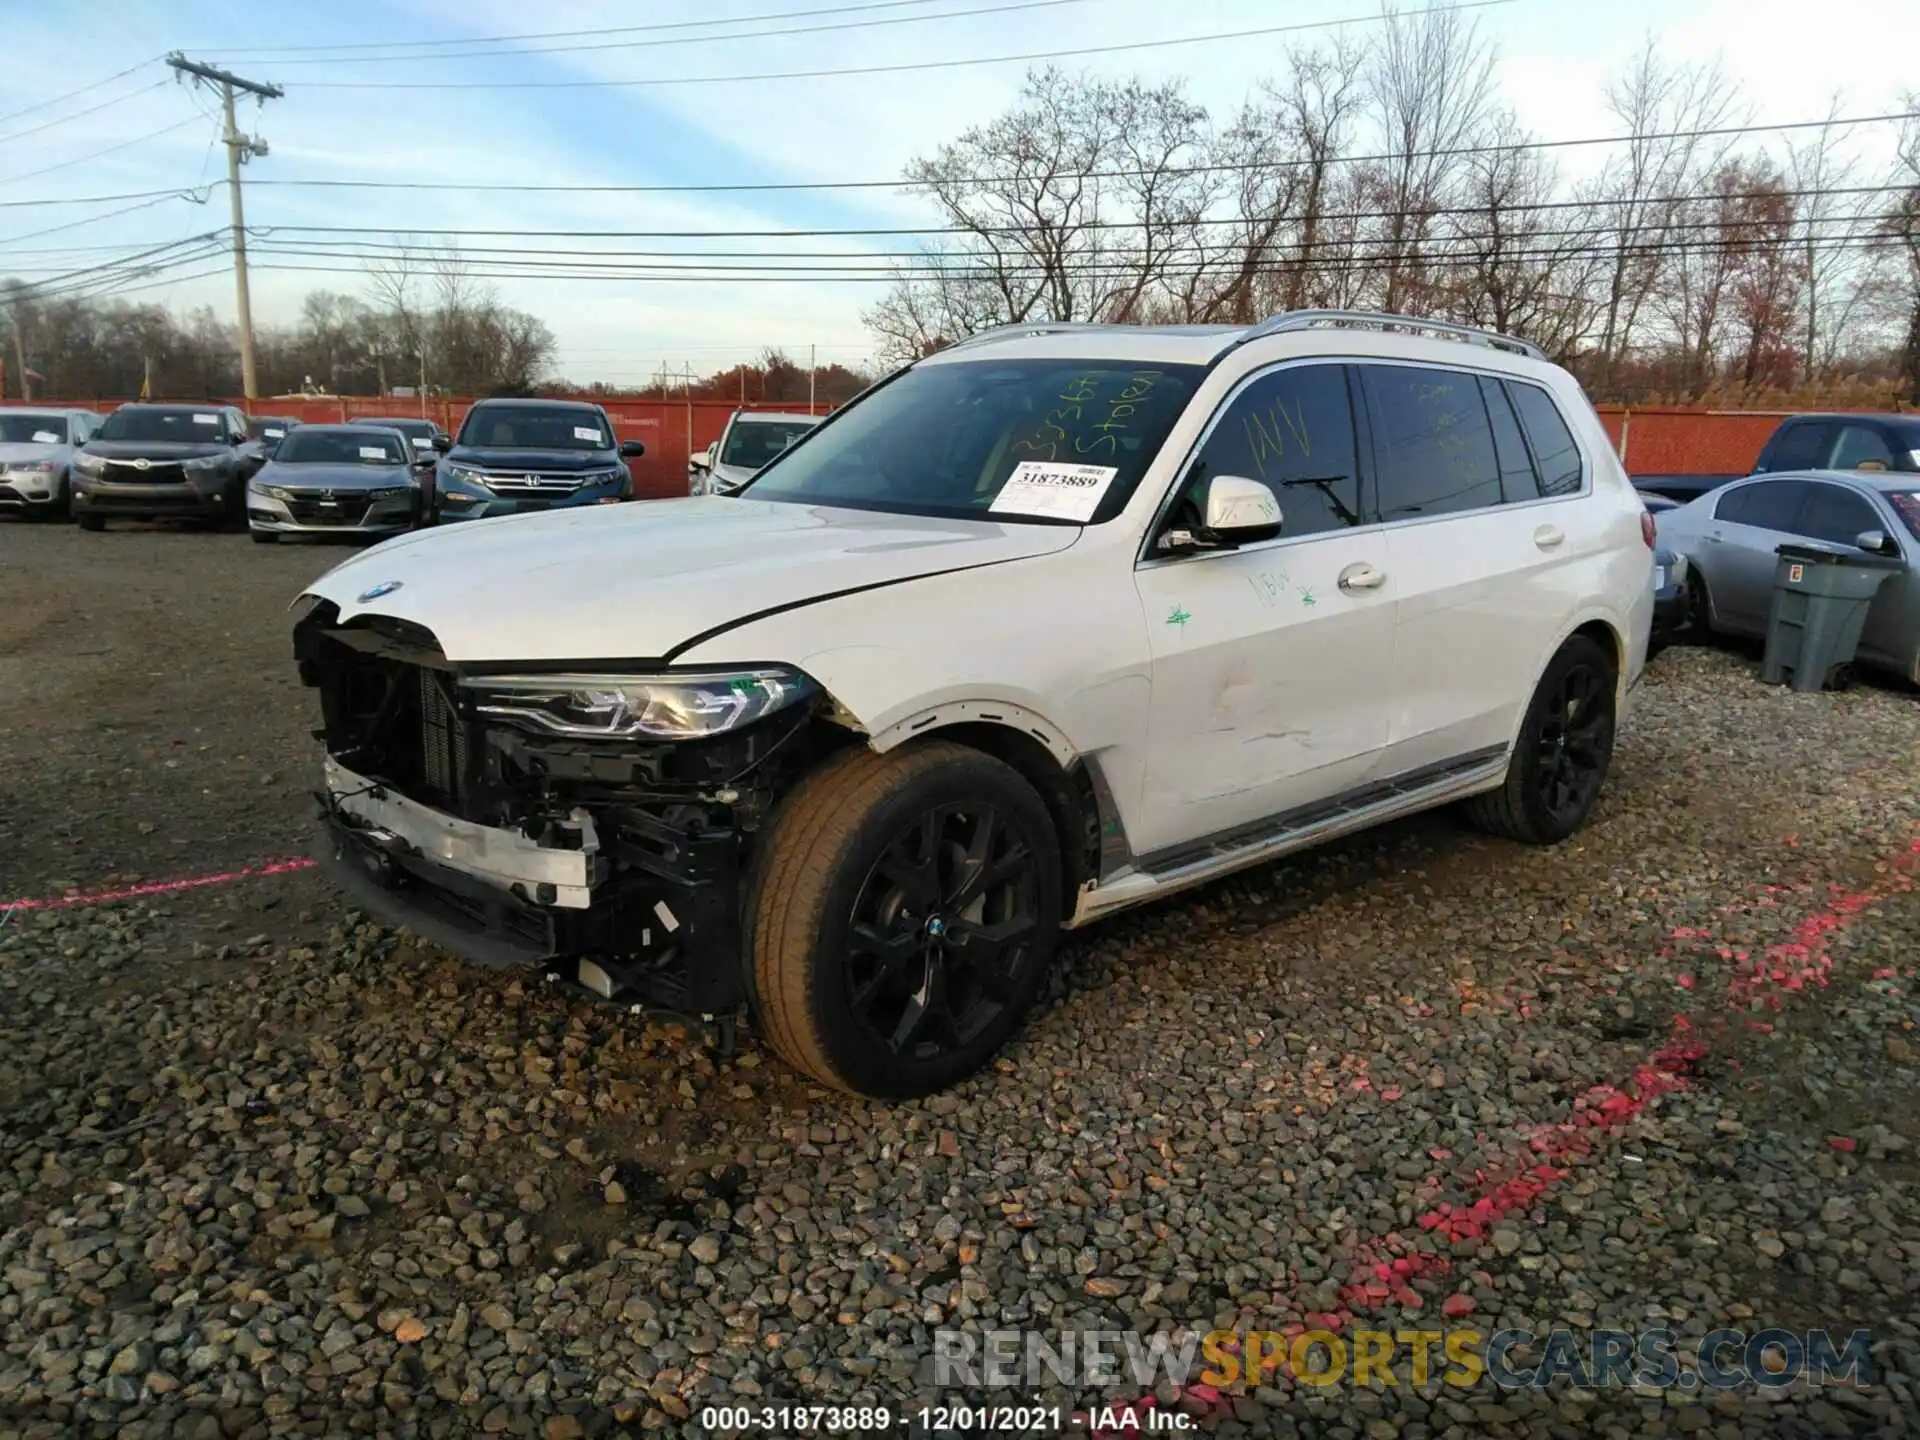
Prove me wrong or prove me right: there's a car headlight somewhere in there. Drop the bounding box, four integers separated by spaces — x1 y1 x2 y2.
74 453 106 476
6 460 57 474
461 668 818 740
254 483 294 502
182 454 226 473
443 464 491 490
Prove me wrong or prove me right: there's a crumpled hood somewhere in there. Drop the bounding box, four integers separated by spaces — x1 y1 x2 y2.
302 496 1080 663
0 441 68 465
257 460 416 491
445 446 616 473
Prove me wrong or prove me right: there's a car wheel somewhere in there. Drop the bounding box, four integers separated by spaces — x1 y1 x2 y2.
76 513 105 532
749 741 1062 1098
1464 633 1617 846
251 530 277 544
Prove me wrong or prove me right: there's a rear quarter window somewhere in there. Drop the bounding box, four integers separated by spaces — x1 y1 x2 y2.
1505 381 1584 497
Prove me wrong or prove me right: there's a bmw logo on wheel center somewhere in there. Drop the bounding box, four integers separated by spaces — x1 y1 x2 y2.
356 580 404 602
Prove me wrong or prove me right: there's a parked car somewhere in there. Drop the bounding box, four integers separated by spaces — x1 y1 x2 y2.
349 413 449 464
432 398 643 522
247 423 427 544
1655 470 1920 681
248 415 301 446
0 406 101 519
293 309 1652 1098
690 410 823 495
1635 411 1920 503
1640 492 1689 646
1751 412 1920 477
70 403 258 531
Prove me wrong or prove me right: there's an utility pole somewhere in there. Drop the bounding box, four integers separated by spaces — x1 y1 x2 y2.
166 54 282 406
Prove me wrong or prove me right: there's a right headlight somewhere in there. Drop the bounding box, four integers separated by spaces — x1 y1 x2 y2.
443 463 491 490
461 668 817 740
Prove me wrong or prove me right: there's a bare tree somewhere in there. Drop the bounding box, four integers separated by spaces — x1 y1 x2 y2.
1890 100 1920 403
1361 4 1496 314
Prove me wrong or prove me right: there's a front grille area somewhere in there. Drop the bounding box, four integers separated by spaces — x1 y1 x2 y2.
103 458 186 482
486 472 591 501
286 495 372 524
304 620 470 813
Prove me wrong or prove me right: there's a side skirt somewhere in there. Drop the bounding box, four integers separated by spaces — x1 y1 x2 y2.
1067 745 1509 927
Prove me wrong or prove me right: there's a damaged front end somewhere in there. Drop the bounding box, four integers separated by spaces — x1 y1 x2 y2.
293 599 854 1028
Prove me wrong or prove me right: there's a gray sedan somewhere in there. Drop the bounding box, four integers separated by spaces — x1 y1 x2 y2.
0 407 100 518
245 424 423 542
1653 469 1920 682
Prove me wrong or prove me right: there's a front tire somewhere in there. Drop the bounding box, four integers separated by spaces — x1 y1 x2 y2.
251 530 277 544
749 741 1062 1098
76 513 105 532
1464 634 1617 845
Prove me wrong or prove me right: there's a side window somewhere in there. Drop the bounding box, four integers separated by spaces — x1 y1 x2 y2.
1795 483 1881 546
1716 479 1808 530
1478 377 1539 502
1506 381 1584 497
1359 363 1502 521
1181 363 1361 539
1827 424 1896 472
1757 422 1831 472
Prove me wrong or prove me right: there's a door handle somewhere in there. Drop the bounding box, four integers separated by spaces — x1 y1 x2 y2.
1337 561 1386 592
1533 524 1565 549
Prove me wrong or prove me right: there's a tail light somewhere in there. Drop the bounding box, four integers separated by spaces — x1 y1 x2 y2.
1640 511 1656 549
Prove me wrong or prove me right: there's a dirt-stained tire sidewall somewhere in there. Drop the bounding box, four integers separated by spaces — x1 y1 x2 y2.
749 743 1062 1099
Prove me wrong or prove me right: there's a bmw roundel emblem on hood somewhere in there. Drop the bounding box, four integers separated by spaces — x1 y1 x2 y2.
357 580 404 602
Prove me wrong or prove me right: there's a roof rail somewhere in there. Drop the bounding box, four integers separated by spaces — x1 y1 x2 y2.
939 321 1115 353
1235 309 1547 361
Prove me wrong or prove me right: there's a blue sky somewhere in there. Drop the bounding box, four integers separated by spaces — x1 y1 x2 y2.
3 0 1915 384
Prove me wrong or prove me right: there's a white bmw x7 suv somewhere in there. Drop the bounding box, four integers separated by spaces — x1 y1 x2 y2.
294 311 1653 1098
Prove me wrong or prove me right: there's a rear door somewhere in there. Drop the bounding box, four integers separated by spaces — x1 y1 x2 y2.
1360 362 1585 777
1754 420 1833 474
1699 478 1812 633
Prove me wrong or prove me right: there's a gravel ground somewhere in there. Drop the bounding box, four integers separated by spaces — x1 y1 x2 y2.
1 521 1917 1439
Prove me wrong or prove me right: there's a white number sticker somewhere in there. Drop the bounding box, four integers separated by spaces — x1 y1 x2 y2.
358 446 388 460
264 428 285 438
31 430 60 444
989 461 1119 522
193 413 219 425
573 426 603 442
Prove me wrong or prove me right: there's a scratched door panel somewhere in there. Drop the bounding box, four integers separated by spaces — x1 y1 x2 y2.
1132 536 1396 855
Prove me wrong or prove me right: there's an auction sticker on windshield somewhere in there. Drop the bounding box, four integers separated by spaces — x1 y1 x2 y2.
989 461 1118 522
573 426 602 442
193 413 219 425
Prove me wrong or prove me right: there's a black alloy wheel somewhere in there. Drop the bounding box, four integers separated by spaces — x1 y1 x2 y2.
843 802 1042 1061
1534 660 1610 829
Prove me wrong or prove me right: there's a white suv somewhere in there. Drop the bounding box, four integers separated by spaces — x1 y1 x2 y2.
294 311 1653 1098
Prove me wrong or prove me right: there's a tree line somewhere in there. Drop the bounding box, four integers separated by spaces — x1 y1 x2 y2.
864 16 1920 405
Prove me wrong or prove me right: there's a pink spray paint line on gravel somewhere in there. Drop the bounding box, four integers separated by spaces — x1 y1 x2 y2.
0 857 317 916
1084 837 1917 1436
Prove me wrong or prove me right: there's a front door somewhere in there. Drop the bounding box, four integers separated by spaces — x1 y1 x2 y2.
1130 362 1395 861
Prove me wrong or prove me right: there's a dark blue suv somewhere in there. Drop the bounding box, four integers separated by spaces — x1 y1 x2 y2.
432 398 644 523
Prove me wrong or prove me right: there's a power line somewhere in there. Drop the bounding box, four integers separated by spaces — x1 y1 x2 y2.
0 80 172 146
244 113 1920 195
0 191 216 248
0 59 162 128
0 184 217 212
293 2 1515 89
0 115 210 188
202 0 979 55
224 0 1100 67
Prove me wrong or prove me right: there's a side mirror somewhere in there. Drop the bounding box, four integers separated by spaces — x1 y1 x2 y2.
1855 528 1898 557
431 433 452 453
619 439 646 459
690 444 713 471
1200 475 1283 545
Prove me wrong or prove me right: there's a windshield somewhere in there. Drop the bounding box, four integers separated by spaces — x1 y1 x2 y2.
457 405 609 451
720 418 817 470
1889 492 1920 542
743 359 1204 523
97 408 227 443
0 414 68 444
275 429 407 465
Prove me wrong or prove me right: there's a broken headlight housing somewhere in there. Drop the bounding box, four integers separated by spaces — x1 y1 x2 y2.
461 668 817 741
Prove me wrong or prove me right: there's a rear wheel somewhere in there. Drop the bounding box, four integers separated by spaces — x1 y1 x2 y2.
1464 634 1617 845
749 742 1061 1098
1685 570 1717 640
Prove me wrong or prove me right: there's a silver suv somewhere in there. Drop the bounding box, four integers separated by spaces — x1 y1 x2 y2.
0 407 100 518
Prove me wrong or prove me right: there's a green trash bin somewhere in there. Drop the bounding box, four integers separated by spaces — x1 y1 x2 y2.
1759 542 1902 692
